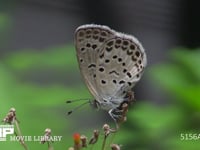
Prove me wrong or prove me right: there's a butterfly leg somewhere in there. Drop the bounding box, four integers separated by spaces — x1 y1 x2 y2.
109 99 131 129
108 108 124 129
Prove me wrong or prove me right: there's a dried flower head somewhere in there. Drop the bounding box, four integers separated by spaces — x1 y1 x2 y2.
111 144 121 150
44 128 51 136
3 107 17 124
80 135 87 147
40 128 52 144
103 124 111 137
103 124 116 137
89 129 99 144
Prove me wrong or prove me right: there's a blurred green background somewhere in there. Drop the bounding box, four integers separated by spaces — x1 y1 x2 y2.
1 1 200 150
1 42 200 150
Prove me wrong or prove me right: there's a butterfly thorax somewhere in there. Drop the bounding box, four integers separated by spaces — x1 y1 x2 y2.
94 97 123 111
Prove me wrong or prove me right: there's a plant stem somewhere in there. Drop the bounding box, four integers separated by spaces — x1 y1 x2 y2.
101 135 107 150
48 142 54 150
14 120 29 150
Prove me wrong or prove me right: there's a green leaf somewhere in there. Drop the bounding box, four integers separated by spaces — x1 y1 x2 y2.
3 45 77 71
149 49 200 110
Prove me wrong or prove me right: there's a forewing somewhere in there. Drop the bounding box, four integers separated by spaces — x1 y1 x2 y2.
75 24 115 99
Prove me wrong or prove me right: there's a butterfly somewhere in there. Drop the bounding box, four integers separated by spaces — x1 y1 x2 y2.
74 24 147 126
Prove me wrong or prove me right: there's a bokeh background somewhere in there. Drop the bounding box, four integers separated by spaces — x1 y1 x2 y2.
0 0 200 149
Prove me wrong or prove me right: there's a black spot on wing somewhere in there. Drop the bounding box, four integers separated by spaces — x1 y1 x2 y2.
88 64 96 68
109 70 119 76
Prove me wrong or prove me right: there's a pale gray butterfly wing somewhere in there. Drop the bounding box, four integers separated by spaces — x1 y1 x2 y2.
75 24 115 100
75 24 147 122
